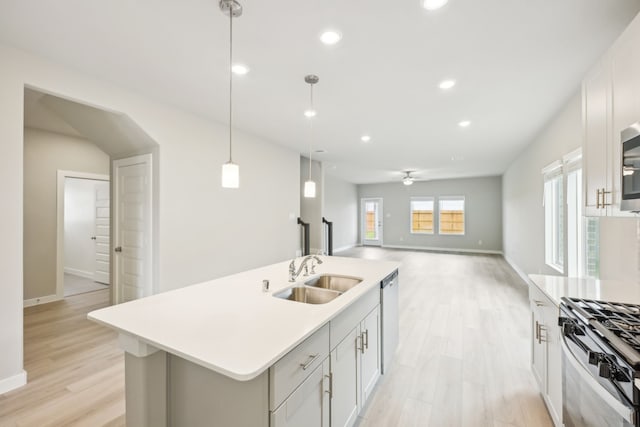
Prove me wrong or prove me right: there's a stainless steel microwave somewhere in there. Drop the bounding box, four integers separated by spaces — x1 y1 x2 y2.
621 123 640 212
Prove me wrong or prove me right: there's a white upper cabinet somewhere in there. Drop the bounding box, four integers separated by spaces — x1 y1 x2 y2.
583 15 640 217
583 58 612 216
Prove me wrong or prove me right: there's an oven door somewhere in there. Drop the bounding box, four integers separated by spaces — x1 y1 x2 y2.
562 335 637 426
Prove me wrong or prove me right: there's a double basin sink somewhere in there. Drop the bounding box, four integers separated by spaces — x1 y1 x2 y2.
274 275 363 304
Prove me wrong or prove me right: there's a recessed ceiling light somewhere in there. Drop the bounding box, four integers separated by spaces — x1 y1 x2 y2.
320 30 342 45
439 79 456 90
422 0 449 10
231 64 249 75
458 120 471 128
304 109 317 118
361 135 371 143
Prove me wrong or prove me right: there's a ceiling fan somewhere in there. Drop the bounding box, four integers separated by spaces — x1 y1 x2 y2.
401 171 415 186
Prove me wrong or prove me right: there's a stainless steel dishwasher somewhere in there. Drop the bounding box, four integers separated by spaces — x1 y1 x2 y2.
381 269 399 374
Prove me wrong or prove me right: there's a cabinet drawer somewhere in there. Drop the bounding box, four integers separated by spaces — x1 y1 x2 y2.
528 283 554 309
269 323 330 410
330 286 379 349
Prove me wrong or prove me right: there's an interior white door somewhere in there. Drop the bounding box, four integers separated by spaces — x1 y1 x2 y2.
114 154 153 303
362 199 383 246
94 181 111 284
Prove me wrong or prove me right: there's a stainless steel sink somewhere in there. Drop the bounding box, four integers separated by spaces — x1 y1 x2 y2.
304 274 363 293
274 286 342 304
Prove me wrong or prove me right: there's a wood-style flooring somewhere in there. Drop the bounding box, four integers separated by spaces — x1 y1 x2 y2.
341 247 553 427
1 248 552 426
0 289 125 427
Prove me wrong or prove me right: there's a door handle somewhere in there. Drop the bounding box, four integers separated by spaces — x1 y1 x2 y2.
91 236 97 240
114 246 122 253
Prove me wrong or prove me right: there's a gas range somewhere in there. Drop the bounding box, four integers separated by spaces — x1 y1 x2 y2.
560 297 640 410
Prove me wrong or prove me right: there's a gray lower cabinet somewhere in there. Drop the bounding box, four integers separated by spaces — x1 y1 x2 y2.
271 358 330 427
330 327 359 427
360 305 380 406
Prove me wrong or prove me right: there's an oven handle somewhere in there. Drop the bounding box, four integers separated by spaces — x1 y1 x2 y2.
561 336 634 423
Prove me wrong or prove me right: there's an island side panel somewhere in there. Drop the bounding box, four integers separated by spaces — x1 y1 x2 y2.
125 351 167 427
168 354 269 427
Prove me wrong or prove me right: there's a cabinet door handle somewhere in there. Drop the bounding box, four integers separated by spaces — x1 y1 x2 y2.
535 320 539 341
364 329 369 351
596 188 601 209
300 353 319 370
324 373 333 399
533 300 544 307
538 324 546 344
359 333 365 354
602 188 611 207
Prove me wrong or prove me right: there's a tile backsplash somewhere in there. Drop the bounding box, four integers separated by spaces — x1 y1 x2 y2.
599 216 640 282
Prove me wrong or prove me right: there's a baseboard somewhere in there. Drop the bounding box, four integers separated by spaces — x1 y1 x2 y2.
24 294 60 307
333 244 356 253
0 370 27 394
382 244 503 255
503 254 534 287
64 267 93 279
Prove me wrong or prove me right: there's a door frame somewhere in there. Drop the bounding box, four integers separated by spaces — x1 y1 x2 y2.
361 198 383 247
113 154 153 305
55 170 110 300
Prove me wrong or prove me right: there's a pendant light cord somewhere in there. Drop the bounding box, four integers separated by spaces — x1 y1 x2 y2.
228 4 233 162
308 83 313 179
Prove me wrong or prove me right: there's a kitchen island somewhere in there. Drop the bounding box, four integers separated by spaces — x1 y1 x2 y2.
88 256 400 427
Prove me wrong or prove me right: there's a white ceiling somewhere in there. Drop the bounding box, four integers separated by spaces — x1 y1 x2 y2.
3 0 640 183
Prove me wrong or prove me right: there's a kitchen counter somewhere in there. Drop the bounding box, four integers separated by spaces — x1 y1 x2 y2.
529 274 640 307
88 255 399 381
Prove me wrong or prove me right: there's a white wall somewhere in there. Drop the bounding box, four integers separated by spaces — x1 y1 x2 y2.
324 174 358 252
502 92 582 276
0 43 301 391
24 128 110 300
358 176 503 253
64 178 108 279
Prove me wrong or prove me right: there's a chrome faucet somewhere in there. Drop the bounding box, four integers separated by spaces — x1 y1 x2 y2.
289 255 323 282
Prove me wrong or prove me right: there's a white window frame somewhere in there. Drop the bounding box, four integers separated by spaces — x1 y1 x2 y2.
410 197 435 234
543 160 564 273
438 196 465 236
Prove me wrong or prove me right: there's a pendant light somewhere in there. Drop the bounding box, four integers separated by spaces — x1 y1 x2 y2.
304 75 319 198
220 0 242 189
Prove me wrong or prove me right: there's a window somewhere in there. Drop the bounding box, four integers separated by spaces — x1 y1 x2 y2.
543 161 564 272
439 197 465 235
410 198 434 234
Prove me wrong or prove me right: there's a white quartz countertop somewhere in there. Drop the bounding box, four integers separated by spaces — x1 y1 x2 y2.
88 256 399 381
529 274 640 307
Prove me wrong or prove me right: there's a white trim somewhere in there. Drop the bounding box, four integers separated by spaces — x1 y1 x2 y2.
333 244 356 253
562 147 582 165
63 267 94 279
23 294 60 307
56 170 110 301
503 254 535 287
541 160 563 176
382 244 502 255
0 370 27 394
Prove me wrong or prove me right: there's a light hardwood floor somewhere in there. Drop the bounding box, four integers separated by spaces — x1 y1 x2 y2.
1 248 552 427
340 247 553 427
0 289 125 427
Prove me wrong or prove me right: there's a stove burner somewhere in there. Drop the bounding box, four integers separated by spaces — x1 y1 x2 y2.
604 319 640 333
564 297 640 368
